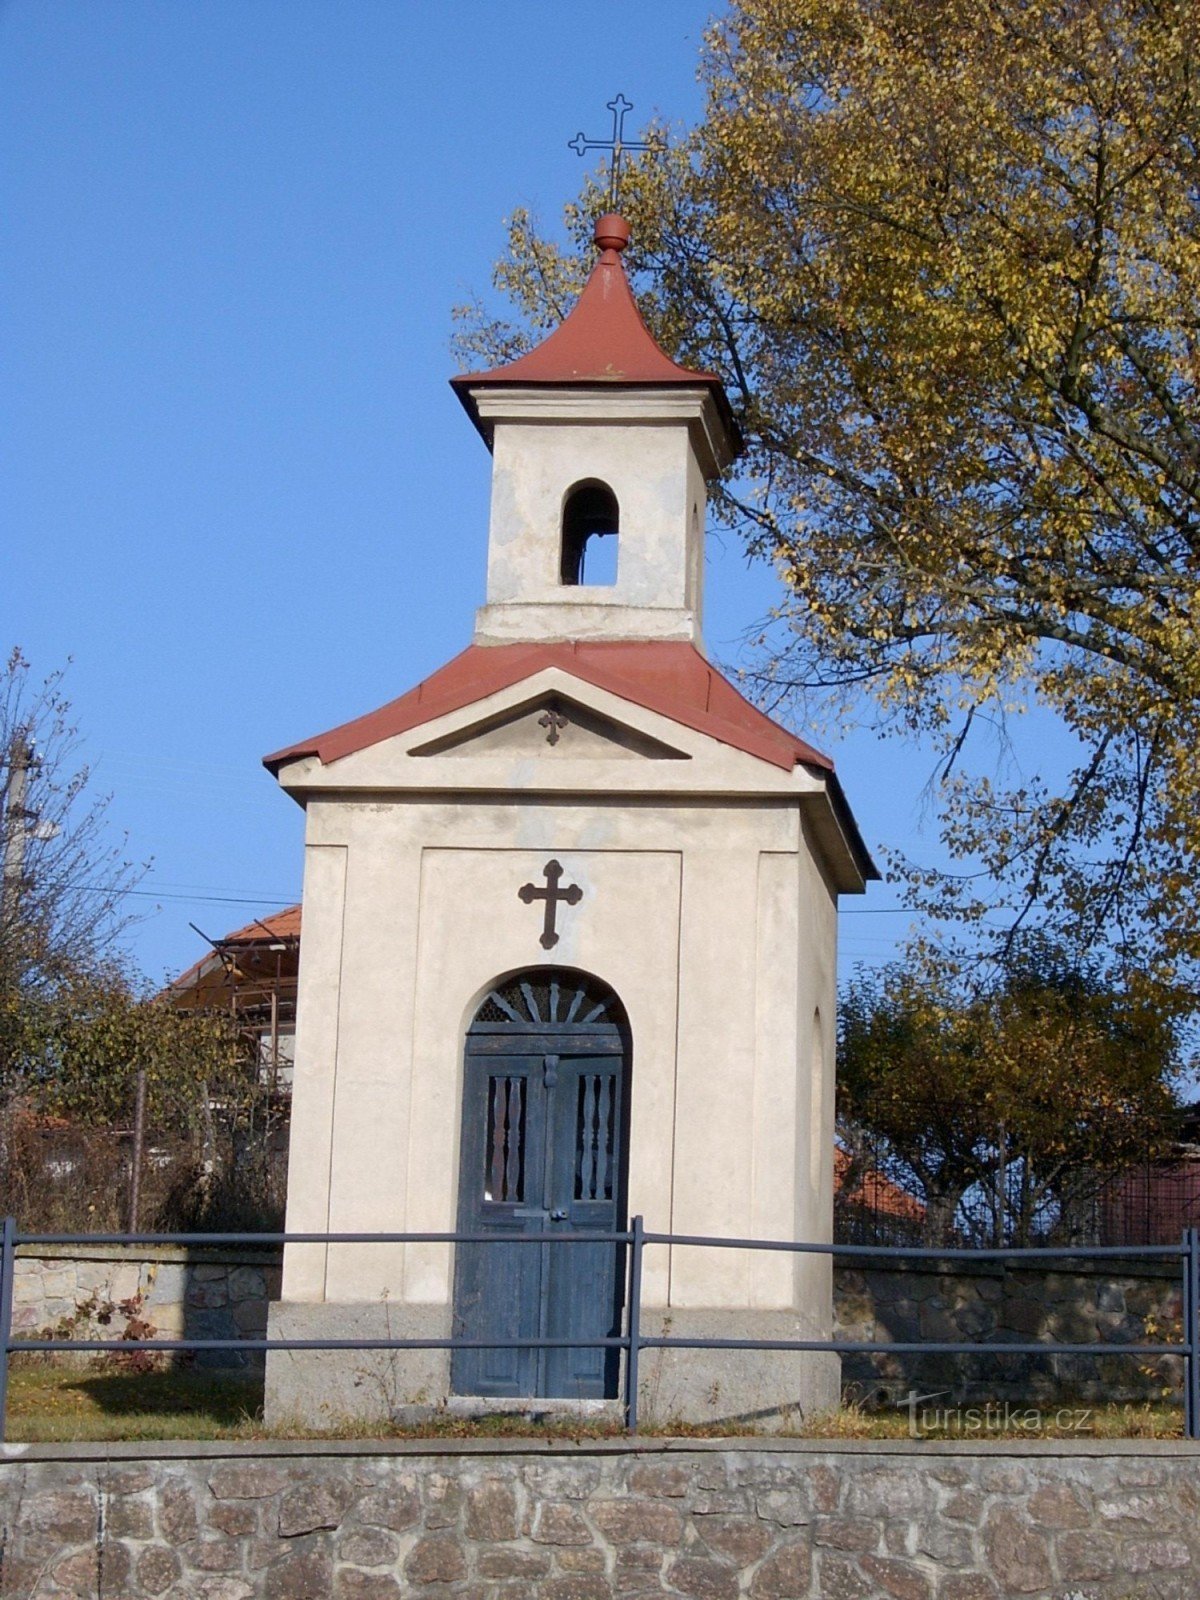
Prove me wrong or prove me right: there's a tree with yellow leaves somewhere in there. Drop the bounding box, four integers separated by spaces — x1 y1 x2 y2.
838 944 1182 1245
459 0 1200 1006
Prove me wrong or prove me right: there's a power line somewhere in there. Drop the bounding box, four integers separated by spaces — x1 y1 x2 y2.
840 908 913 916
127 889 298 906
41 880 297 907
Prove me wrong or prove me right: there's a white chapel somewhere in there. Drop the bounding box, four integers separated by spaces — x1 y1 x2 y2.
262 213 876 1428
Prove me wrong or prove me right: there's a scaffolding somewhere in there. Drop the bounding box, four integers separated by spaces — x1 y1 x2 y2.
168 905 300 1098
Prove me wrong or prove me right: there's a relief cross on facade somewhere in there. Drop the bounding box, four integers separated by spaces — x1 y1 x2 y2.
518 859 583 949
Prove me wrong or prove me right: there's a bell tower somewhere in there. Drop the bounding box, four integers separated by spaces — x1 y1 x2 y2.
452 215 739 650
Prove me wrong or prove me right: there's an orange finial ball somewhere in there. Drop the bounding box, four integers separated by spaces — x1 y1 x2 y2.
594 214 631 254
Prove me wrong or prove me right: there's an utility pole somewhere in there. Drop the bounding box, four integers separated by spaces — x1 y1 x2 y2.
0 733 34 1200
1 733 34 931
127 1067 147 1234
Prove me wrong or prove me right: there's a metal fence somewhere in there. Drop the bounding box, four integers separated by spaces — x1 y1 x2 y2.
3 1216 1199 1439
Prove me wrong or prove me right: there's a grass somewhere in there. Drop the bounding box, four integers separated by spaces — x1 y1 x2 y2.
2 1362 1185 1444
5 1363 267 1442
3 1364 630 1443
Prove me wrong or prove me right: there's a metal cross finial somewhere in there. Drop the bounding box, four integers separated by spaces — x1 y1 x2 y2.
569 93 654 212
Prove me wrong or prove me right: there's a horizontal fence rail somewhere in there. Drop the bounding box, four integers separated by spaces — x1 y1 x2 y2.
2 1216 1198 1439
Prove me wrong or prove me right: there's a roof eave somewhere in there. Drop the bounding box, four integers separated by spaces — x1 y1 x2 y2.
802 766 881 894
449 374 742 466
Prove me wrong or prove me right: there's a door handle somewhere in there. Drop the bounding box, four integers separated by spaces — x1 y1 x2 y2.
550 1208 569 1222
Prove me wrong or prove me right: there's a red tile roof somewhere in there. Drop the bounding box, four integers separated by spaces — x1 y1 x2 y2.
169 908 305 992
450 214 737 445
263 641 833 776
221 905 302 945
167 905 301 1003
834 1149 926 1223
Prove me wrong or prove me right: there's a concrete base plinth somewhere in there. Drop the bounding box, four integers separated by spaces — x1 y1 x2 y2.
634 1308 841 1430
265 1300 840 1433
264 1301 451 1430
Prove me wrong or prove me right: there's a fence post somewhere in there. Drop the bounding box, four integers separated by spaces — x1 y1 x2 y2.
1187 1228 1200 1442
0 1216 15 1443
625 1215 644 1434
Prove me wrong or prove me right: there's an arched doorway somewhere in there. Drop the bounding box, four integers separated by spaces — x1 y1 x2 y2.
451 969 630 1399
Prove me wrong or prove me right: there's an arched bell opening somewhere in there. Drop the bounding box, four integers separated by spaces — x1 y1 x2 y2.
451 968 631 1400
560 480 619 586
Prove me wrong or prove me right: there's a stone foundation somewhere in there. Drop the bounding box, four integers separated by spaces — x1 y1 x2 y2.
3 1437 1200 1597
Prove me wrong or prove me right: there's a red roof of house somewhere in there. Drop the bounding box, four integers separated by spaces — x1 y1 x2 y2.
450 214 736 444
168 905 302 1003
221 906 302 945
834 1149 926 1223
264 640 833 776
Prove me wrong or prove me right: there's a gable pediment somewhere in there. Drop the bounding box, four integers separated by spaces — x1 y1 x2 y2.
271 663 829 795
408 694 688 762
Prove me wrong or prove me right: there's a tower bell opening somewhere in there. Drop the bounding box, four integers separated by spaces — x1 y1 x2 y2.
561 480 619 586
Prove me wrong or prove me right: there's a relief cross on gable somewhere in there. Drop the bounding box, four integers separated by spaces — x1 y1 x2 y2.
538 708 569 745
408 696 688 761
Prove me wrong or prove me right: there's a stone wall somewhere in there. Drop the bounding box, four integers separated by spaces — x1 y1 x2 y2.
833 1255 1182 1407
11 1246 281 1367
2 1438 1200 1598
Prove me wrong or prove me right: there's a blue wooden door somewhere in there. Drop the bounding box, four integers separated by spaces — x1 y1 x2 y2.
451 972 628 1399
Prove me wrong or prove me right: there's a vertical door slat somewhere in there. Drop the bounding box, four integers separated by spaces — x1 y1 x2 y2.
595 1074 610 1201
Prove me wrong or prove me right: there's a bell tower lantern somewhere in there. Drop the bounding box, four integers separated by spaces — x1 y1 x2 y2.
451 214 740 650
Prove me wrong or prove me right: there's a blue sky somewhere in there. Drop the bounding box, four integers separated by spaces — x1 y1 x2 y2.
2 0 1014 985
